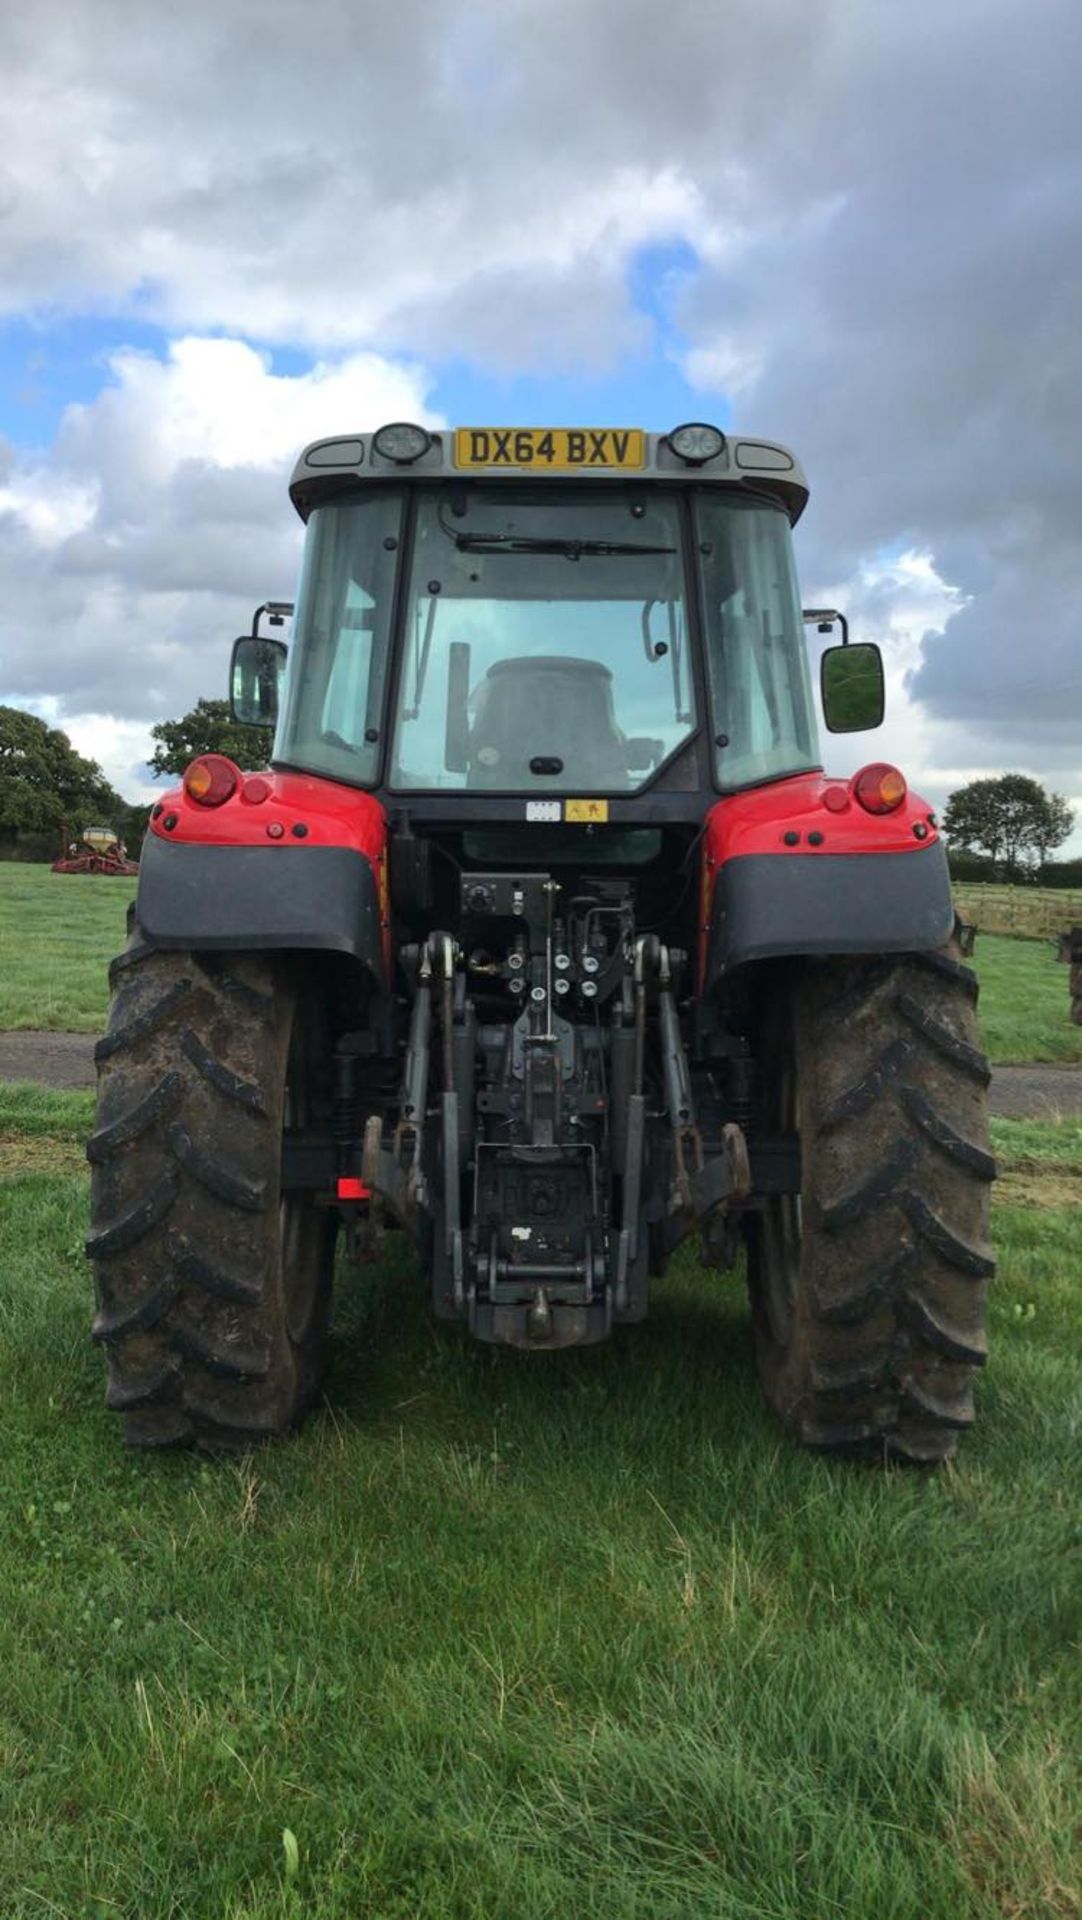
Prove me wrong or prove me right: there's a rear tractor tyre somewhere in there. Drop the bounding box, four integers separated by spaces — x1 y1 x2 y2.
87 945 335 1450
748 934 996 1464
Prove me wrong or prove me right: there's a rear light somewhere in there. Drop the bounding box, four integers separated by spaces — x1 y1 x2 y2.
183 754 240 808
853 762 907 814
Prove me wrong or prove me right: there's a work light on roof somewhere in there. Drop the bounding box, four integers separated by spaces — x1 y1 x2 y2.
668 422 726 465
373 422 432 464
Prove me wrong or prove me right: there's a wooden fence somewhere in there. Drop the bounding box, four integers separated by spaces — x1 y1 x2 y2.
952 883 1082 940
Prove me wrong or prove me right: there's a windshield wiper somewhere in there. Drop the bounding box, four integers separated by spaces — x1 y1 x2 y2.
439 521 675 559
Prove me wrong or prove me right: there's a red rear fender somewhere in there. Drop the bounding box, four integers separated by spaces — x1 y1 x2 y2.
703 769 938 866
148 767 387 862
140 769 391 979
698 770 950 984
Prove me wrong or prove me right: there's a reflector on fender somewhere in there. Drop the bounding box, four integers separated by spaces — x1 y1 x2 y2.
182 754 240 808
853 763 907 814
336 1176 371 1201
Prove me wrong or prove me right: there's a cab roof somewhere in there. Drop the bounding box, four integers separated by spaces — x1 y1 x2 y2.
288 425 809 525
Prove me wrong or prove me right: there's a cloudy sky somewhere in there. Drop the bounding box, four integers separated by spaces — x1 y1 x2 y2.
1 0 1079 845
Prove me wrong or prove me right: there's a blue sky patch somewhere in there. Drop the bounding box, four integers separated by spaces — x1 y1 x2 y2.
0 238 726 455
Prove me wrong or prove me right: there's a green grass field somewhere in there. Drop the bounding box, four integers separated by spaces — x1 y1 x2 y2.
0 864 136 1030
2 862 1081 1914
1 1084 1079 1918
973 931 1082 1065
3 863 1082 1067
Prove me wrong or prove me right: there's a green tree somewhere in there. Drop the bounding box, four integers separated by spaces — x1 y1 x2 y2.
0 705 123 853
943 773 1075 881
114 799 154 852
1031 790 1075 869
148 699 267 778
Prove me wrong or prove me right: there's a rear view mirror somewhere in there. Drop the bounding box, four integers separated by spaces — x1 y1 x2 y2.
820 642 884 733
231 636 287 728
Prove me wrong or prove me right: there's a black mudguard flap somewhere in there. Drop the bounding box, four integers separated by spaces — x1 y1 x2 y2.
135 836 384 981
705 842 954 983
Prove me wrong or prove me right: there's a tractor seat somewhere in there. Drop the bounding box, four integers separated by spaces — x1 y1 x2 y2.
467 656 629 788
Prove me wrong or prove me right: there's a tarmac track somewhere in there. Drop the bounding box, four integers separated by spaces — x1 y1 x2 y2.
1 1030 1080 1119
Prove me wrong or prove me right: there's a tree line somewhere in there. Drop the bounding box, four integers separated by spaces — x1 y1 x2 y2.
942 773 1076 885
0 706 136 861
0 701 263 861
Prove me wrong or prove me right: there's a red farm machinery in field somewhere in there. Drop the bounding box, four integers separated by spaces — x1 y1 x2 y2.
53 827 139 876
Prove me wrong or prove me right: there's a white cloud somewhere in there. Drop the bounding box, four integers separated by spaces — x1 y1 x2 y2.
29 702 163 807
803 547 1082 854
60 338 435 476
0 470 97 545
804 547 966 788
681 342 763 401
0 3 717 358
0 336 441 774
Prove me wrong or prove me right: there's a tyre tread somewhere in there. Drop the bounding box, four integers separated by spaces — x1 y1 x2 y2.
86 1070 185 1162
894 988 991 1084
749 934 994 1465
180 1028 268 1112
85 1166 180 1259
94 978 193 1061
88 943 333 1453
167 1122 267 1211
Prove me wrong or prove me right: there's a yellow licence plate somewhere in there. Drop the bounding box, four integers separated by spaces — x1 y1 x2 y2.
454 427 645 472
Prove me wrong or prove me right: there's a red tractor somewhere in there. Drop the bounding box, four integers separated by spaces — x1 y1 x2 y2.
88 422 994 1462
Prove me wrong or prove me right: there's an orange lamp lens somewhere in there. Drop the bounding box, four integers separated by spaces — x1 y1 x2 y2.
185 764 212 801
182 754 240 807
853 762 907 814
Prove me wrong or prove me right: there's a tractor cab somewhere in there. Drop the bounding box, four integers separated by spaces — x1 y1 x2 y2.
235 423 831 815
